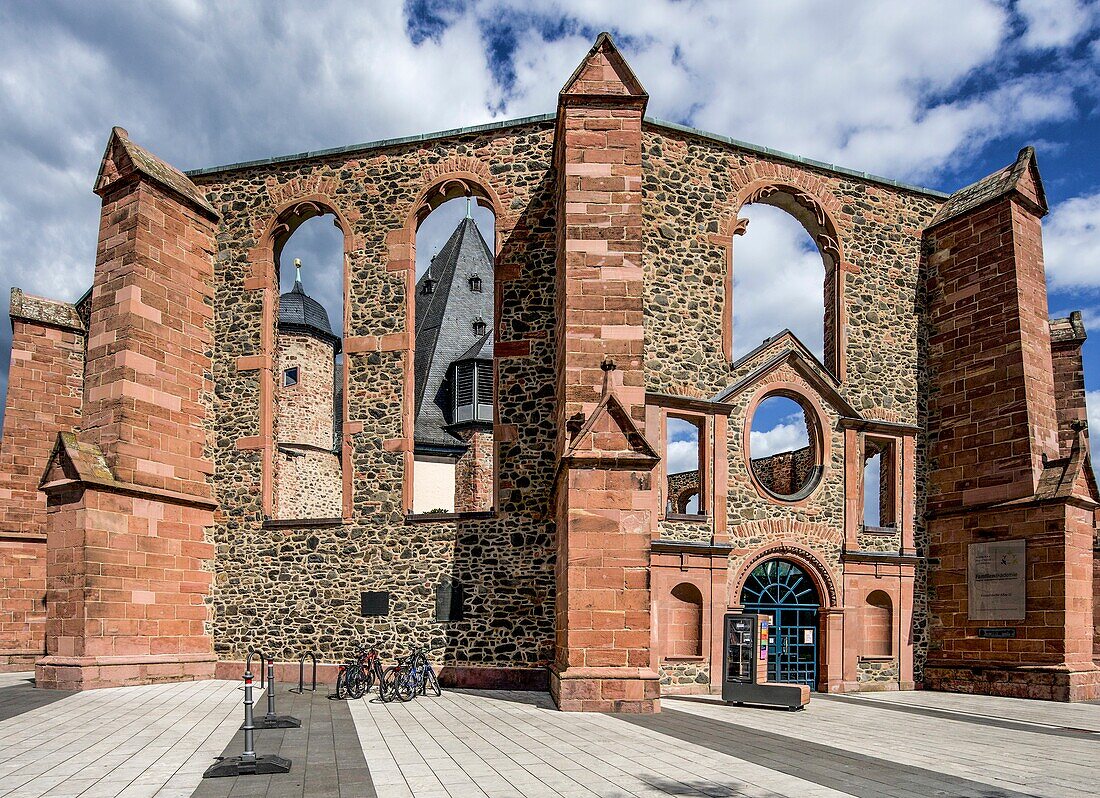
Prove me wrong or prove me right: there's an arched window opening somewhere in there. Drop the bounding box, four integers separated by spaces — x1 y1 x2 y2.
665 415 705 516
731 199 837 371
412 195 496 515
749 394 822 501
864 590 893 657
667 583 703 658
273 214 345 521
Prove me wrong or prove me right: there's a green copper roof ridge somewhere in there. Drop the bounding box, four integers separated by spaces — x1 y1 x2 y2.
185 114 557 177
645 117 950 198
184 110 949 198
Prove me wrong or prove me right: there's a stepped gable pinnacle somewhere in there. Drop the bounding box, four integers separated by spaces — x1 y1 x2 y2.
413 216 495 450
559 32 647 104
929 146 1047 229
95 126 217 218
278 260 340 351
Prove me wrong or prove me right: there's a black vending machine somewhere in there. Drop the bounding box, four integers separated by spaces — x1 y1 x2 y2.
721 611 808 710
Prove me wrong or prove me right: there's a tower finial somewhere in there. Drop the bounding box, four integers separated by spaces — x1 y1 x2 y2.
293 258 302 286
465 196 472 219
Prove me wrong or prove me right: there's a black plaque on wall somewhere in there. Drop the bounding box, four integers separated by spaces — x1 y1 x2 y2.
977 627 1017 639
435 579 465 622
361 591 390 617
723 613 757 685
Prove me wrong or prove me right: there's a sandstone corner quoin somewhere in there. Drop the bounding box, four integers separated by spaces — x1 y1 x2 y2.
0 33 1096 706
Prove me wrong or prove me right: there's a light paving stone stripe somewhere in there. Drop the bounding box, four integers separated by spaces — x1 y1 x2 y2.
0 677 242 798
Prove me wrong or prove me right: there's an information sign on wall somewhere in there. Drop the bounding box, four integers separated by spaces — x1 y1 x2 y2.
967 539 1026 621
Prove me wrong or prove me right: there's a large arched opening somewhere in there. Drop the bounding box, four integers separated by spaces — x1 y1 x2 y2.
727 184 845 377
739 558 822 690
405 177 501 515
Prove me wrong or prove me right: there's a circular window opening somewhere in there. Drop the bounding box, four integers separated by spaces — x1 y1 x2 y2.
748 394 822 501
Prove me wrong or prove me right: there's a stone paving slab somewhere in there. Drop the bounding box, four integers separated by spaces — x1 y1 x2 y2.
659 694 1098 798
190 685 375 798
0 672 73 724
348 689 1100 797
0 676 241 798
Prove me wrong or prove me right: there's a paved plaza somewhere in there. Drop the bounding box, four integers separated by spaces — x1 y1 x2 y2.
0 674 1095 797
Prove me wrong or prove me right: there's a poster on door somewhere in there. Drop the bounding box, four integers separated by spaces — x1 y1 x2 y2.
967 539 1026 621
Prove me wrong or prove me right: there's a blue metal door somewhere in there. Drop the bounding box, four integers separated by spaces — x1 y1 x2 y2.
740 560 820 690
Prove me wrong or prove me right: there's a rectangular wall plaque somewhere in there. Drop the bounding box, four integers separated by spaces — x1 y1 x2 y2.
968 538 1026 621
361 591 390 617
978 627 1017 639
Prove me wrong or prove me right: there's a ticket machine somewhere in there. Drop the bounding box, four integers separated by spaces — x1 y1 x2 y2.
721 612 809 710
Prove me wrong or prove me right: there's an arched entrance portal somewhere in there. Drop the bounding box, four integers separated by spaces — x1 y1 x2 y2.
740 559 820 689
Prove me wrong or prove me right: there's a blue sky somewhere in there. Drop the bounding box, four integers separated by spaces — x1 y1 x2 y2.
0 1 1098 454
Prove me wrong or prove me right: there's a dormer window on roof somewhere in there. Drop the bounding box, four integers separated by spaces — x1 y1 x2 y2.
472 318 486 336
453 360 493 424
421 277 435 295
468 275 482 293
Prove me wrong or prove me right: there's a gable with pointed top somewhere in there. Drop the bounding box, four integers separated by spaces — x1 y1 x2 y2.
929 146 1047 229
39 432 115 491
95 126 217 218
559 32 647 101
563 389 659 468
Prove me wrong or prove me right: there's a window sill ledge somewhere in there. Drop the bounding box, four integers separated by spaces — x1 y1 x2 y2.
405 511 497 524
262 517 344 529
857 655 895 663
663 513 711 523
662 656 706 663
861 525 898 536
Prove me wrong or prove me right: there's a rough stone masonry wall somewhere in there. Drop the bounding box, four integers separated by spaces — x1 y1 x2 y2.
750 446 814 497
277 333 336 451
197 120 558 673
639 126 940 675
275 449 342 519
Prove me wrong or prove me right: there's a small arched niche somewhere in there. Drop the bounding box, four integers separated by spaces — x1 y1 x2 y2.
411 193 497 515
731 187 842 374
864 590 893 657
667 582 704 658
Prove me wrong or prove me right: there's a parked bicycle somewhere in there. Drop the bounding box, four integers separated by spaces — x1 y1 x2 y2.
391 645 441 701
335 647 398 701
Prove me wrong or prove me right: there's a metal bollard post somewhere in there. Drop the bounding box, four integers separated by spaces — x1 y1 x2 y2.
202 653 292 778
258 658 301 729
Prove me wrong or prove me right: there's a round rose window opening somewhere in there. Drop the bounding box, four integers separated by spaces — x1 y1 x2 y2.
748 393 823 501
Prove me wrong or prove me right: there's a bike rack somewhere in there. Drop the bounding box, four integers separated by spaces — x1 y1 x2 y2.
291 652 317 694
245 648 269 689
258 658 302 729
203 652 292 778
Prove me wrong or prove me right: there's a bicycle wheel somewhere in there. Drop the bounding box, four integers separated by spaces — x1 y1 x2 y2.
334 668 347 700
379 665 401 703
346 666 368 699
423 665 441 697
363 665 377 695
394 666 415 702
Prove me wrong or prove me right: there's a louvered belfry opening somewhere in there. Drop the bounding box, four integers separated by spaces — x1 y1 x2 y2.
411 199 496 514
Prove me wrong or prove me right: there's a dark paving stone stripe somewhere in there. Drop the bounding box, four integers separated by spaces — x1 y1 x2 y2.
616 706 1043 798
813 693 1100 740
191 687 376 798
0 678 74 722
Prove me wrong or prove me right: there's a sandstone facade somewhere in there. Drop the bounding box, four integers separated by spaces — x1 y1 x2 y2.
0 34 1095 704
